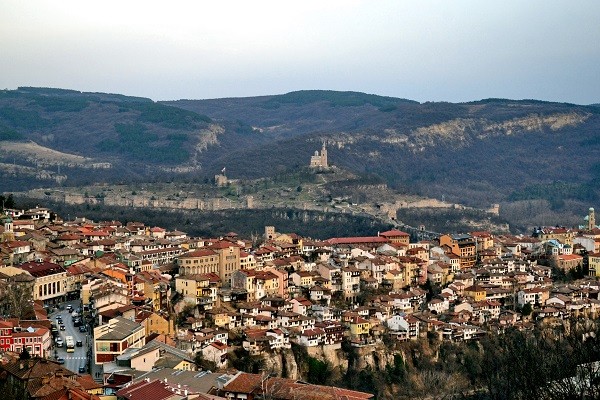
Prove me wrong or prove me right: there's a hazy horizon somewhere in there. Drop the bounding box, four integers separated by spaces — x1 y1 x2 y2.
2 1 599 104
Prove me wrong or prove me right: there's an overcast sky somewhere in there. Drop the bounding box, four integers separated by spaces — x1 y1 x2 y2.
1 1 599 104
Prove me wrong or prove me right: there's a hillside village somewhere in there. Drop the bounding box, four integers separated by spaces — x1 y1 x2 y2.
0 205 600 399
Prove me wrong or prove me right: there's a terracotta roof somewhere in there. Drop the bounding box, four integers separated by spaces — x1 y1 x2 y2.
116 379 185 400
180 249 217 258
379 229 410 237
223 372 263 394
18 261 65 277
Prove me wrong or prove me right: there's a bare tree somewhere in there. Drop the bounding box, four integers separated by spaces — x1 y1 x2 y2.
0 274 35 319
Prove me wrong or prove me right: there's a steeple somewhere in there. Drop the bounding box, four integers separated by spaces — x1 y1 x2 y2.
320 141 328 168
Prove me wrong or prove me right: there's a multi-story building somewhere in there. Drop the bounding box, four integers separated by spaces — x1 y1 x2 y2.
379 229 410 246
439 234 477 270
588 251 600 277
94 316 145 364
534 227 575 246
0 319 51 357
208 241 241 284
177 249 220 276
175 273 221 309
18 261 68 306
341 266 361 302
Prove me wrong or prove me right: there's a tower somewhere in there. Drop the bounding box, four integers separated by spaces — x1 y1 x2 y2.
589 207 596 231
265 226 275 240
320 142 328 168
0 215 14 242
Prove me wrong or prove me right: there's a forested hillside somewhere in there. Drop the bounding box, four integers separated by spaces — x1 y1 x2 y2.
2 87 600 231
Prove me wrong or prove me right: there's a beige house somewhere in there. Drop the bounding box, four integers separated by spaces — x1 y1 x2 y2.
18 261 68 305
175 273 221 309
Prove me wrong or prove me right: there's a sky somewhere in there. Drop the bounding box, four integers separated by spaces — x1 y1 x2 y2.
1 1 599 104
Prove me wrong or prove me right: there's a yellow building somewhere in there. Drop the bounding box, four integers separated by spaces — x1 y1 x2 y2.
471 231 495 252
439 234 477 270
382 269 405 290
18 261 68 305
535 227 575 246
379 229 410 246
178 241 241 284
208 240 242 283
139 311 174 337
177 249 220 275
349 316 371 337
588 251 600 277
464 284 486 302
175 273 221 309
206 308 231 328
240 251 256 270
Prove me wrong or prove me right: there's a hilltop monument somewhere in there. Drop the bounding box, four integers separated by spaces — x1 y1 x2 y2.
215 167 228 187
309 142 328 169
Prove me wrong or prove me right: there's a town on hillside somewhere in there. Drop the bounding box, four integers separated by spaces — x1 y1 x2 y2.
0 205 600 399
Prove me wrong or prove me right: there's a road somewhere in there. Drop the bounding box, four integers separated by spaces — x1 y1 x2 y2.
49 299 91 374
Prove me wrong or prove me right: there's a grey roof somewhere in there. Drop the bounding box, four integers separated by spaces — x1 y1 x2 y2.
132 368 225 394
452 234 473 240
96 316 143 341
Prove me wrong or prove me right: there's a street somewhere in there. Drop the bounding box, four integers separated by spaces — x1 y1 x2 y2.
48 299 91 374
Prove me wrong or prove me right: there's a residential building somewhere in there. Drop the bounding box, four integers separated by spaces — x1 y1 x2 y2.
94 316 145 364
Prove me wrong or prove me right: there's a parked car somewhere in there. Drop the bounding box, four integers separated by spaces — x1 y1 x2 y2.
57 357 65 364
55 339 63 348
66 305 73 311
78 325 87 333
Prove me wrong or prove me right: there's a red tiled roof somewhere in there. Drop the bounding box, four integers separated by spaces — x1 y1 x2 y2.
180 249 217 258
116 379 184 400
223 372 263 394
379 229 410 237
19 261 65 277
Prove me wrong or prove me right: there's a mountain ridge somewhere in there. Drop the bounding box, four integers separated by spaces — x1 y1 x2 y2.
2 87 599 231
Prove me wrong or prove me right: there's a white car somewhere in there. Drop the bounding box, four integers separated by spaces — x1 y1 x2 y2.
55 338 64 347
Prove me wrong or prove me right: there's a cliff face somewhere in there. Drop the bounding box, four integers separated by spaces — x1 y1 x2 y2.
267 343 401 381
263 349 300 380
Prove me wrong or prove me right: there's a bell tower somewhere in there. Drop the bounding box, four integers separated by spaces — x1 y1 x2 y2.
320 142 328 168
589 207 596 231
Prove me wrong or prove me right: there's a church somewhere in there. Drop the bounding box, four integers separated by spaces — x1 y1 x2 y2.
309 142 328 169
